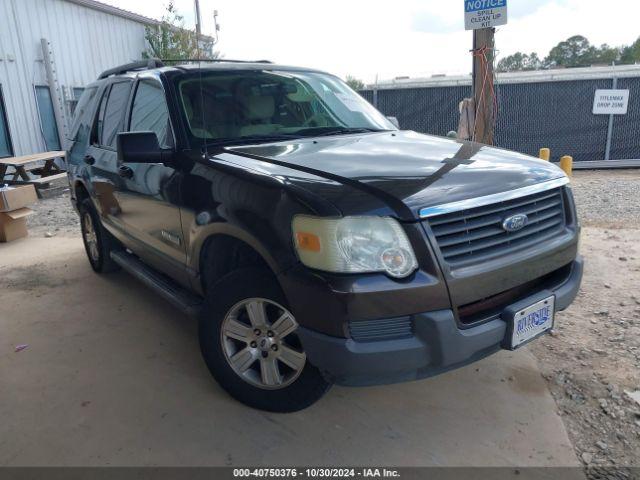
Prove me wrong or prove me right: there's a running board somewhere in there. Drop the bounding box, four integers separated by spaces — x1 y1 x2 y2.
110 250 203 316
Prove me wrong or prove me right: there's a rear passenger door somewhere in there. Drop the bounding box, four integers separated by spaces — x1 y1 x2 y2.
115 77 187 281
86 79 133 236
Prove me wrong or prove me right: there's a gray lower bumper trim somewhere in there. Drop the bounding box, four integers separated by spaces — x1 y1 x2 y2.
298 257 583 386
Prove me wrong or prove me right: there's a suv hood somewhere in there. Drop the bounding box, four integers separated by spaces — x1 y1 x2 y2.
228 131 566 221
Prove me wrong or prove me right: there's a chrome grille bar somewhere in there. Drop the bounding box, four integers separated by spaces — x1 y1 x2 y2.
422 178 570 269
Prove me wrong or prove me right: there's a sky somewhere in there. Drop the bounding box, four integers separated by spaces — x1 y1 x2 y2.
102 0 640 83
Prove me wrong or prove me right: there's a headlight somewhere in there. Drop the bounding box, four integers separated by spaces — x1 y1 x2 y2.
292 215 418 278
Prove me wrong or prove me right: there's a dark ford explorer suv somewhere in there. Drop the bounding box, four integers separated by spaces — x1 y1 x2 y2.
66 59 582 412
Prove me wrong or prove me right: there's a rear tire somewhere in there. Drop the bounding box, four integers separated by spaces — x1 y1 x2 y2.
79 198 120 273
199 268 331 412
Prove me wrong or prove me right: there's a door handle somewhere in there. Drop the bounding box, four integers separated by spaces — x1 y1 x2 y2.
83 155 95 166
118 165 133 179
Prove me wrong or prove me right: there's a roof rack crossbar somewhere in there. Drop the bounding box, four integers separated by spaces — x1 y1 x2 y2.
98 58 165 80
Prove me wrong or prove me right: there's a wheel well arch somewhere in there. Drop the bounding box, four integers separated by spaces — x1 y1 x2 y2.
74 180 90 206
199 234 277 294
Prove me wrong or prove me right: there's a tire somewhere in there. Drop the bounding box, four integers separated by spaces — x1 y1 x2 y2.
199 267 331 412
79 198 120 273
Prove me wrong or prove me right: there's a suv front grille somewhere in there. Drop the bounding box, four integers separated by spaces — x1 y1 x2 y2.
426 187 567 268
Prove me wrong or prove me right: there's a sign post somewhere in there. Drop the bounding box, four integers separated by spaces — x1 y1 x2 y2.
464 1 507 145
593 84 630 160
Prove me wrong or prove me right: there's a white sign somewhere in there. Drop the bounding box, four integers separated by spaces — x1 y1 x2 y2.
593 89 630 115
464 0 507 30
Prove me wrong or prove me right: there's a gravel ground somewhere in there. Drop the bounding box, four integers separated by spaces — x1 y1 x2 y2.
26 188 79 237
530 227 640 472
570 170 640 229
18 169 640 474
530 169 640 474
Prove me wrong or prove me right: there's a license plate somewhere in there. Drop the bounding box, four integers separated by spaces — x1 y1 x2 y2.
508 296 555 349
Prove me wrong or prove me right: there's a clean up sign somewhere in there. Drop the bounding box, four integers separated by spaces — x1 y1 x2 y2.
464 0 508 30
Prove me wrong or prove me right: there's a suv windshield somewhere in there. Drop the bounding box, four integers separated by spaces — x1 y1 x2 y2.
176 70 395 145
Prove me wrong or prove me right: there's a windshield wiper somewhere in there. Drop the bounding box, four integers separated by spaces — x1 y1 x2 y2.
203 128 390 148
298 127 391 138
204 134 302 148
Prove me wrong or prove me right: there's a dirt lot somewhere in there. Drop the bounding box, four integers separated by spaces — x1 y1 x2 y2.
4 169 639 471
530 170 640 471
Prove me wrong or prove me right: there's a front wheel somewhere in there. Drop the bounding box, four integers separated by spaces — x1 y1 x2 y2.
199 268 331 412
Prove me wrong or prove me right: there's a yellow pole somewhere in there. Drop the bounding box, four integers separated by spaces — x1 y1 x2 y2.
539 148 550 161
560 155 573 177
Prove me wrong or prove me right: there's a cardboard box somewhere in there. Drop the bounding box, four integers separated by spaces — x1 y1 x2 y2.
93 181 121 215
0 185 38 212
0 207 34 242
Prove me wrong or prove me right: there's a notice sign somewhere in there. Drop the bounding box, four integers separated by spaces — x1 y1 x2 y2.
464 0 508 30
593 89 630 115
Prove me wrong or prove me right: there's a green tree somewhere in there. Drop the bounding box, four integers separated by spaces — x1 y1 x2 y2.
544 35 597 68
590 44 620 65
496 36 639 73
620 37 640 64
497 52 543 72
143 2 219 61
345 75 365 91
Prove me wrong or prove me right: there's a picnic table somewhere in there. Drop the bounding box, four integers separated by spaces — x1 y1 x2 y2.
0 151 67 192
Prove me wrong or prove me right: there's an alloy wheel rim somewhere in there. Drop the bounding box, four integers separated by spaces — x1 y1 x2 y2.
83 212 100 262
220 298 306 390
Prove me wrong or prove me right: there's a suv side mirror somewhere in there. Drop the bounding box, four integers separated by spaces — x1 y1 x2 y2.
117 131 173 164
386 116 400 129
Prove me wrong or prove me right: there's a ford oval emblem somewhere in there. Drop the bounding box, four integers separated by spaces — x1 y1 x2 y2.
502 214 529 232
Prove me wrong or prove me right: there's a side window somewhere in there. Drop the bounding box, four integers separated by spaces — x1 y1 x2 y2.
129 80 173 148
98 81 132 148
68 86 97 141
94 86 109 146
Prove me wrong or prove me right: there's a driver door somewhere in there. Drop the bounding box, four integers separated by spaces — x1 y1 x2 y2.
115 77 187 282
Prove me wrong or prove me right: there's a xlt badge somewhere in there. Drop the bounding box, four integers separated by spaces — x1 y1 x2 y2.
161 230 182 246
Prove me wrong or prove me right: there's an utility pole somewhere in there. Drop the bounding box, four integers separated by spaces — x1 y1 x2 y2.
194 0 202 36
472 27 496 145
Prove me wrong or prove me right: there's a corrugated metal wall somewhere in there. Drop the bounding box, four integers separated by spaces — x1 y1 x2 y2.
0 0 147 156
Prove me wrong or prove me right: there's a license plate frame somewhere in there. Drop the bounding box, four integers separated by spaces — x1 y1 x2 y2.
504 295 555 350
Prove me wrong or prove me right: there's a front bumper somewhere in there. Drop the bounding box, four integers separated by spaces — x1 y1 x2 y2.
297 256 583 386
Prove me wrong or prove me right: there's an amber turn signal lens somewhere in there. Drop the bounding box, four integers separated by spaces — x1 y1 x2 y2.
295 231 321 252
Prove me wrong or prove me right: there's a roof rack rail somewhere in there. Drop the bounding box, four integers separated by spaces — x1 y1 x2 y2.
98 58 165 80
161 58 273 64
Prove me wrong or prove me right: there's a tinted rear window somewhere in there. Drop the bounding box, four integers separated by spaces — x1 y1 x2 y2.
97 81 132 148
68 86 97 141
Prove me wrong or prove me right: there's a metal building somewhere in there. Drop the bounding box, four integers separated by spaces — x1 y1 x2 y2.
0 0 159 158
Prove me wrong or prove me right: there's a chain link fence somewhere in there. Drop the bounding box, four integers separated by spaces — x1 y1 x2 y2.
360 69 640 162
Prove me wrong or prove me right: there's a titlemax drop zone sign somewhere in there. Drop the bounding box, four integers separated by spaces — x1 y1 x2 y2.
593 89 630 115
464 0 508 30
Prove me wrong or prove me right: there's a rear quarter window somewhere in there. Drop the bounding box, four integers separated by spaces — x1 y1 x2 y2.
68 86 98 141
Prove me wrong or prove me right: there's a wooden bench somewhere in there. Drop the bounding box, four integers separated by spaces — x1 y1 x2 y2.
0 151 67 194
30 172 68 184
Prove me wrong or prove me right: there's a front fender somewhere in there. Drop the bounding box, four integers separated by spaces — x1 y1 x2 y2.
180 158 327 295
185 222 284 295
